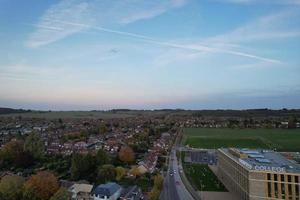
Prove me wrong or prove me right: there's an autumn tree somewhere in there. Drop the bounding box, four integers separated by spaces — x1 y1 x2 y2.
115 166 126 181
24 132 45 160
49 188 71 200
24 171 59 200
22 185 40 200
148 174 164 200
0 175 25 200
99 122 108 134
148 188 160 200
153 174 164 190
118 146 135 164
0 140 33 168
97 164 116 183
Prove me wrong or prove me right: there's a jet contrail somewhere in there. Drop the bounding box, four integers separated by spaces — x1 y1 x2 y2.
38 18 281 64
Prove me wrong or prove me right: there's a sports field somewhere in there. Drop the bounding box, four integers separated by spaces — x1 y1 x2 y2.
183 128 300 152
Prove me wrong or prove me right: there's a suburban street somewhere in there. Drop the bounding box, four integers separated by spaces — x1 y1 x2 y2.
160 148 194 200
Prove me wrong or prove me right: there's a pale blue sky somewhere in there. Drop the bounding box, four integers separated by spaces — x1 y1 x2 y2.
0 0 300 110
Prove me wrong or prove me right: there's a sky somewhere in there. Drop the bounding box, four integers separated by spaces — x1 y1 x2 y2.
0 0 300 110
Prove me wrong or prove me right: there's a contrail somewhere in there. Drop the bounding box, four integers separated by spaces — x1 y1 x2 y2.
37 18 281 63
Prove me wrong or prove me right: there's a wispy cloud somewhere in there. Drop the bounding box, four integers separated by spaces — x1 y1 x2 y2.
157 9 300 67
204 9 300 44
26 0 186 48
28 18 280 63
213 0 300 5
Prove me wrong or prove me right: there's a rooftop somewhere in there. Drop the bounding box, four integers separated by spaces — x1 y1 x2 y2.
91 182 121 197
220 148 300 174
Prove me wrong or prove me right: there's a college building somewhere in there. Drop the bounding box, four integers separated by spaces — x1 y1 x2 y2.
217 148 300 200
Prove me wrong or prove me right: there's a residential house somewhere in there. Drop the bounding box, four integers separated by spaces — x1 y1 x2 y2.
90 182 122 200
69 183 93 200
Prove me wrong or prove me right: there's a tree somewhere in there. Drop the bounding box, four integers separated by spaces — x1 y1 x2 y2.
96 149 110 166
0 140 33 168
99 122 108 134
148 174 164 200
115 166 126 181
97 164 116 183
70 153 97 181
49 188 71 200
24 171 59 200
118 146 135 164
24 132 45 160
148 188 160 200
22 185 40 200
70 153 84 180
153 174 164 190
0 175 25 200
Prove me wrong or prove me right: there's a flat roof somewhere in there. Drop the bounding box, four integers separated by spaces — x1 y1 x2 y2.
220 148 300 174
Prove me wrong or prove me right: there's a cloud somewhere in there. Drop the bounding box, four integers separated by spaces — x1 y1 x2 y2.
155 9 300 67
203 9 300 44
213 0 300 5
28 18 280 63
119 0 186 24
26 0 186 48
26 0 92 48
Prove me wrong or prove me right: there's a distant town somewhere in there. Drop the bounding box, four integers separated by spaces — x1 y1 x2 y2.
0 108 299 200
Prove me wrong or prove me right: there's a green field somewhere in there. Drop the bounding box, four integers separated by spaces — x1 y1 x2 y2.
184 128 300 151
183 163 227 191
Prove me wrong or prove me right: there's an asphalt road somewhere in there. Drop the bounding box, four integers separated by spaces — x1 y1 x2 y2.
160 148 194 200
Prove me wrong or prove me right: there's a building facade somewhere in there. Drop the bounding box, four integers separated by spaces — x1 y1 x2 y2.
217 148 300 200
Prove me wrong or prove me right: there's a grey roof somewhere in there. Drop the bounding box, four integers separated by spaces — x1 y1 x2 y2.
91 182 121 197
120 185 142 200
221 148 300 174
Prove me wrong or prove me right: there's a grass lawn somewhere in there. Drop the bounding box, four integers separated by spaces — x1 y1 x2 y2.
183 163 227 192
183 128 300 151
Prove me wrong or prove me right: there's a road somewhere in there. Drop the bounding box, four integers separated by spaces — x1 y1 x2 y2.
160 148 194 200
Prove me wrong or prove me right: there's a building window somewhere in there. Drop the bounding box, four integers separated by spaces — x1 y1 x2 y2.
274 182 278 198
295 176 299 183
288 175 292 182
281 174 285 182
281 183 285 198
274 174 278 181
268 182 272 197
267 173 271 180
288 184 292 198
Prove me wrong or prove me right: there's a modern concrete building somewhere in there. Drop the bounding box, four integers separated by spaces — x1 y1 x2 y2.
217 148 300 200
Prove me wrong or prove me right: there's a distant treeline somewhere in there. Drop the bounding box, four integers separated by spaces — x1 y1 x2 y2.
1 107 300 118
0 107 31 115
188 109 300 118
109 108 300 118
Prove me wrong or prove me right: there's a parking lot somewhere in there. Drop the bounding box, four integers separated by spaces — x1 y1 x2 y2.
184 150 217 165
